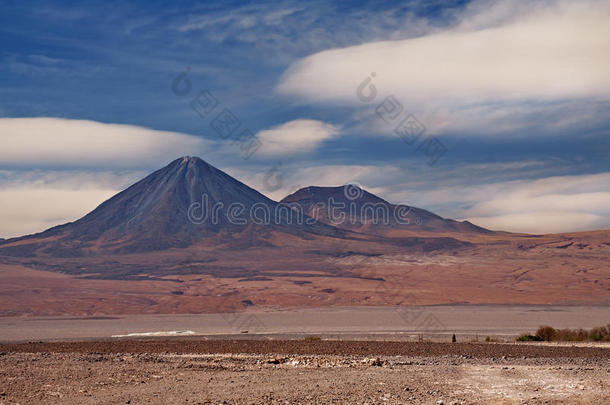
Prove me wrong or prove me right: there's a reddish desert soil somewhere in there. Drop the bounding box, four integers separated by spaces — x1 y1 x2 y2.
0 230 609 316
0 340 608 404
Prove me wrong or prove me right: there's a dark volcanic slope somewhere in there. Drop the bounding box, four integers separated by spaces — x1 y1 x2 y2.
281 185 490 234
0 157 343 256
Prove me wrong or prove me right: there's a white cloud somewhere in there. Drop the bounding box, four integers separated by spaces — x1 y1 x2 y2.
277 0 610 136
460 173 610 233
0 170 143 238
0 188 117 238
0 169 143 190
0 117 211 168
255 119 340 156
279 1 610 102
395 172 610 234
467 212 605 234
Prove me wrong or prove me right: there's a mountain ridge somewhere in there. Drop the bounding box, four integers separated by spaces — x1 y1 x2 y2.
0 157 491 256
0 157 346 256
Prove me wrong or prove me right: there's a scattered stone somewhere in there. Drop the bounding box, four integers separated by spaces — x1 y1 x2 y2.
371 358 383 366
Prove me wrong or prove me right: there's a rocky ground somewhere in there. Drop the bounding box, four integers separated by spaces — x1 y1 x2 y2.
0 340 608 404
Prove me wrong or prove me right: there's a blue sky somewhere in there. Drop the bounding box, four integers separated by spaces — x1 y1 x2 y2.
1 0 609 237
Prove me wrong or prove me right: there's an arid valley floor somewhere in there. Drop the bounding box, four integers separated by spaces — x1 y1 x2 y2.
1 159 608 404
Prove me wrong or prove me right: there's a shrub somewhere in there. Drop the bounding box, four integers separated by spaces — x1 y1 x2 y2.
517 334 543 342
517 324 610 342
589 325 609 341
536 326 557 342
554 328 588 342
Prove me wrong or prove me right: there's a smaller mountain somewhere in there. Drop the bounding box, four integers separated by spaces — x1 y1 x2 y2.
280 185 490 235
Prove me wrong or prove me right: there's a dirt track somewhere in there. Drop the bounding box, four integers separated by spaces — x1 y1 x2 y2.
0 340 608 404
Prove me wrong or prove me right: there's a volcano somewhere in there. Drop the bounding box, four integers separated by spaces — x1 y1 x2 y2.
0 157 343 256
280 185 490 235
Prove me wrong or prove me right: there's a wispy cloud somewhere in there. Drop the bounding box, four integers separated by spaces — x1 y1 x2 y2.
175 1 438 62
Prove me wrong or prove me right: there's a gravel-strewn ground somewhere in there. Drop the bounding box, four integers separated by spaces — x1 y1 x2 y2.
0 340 608 404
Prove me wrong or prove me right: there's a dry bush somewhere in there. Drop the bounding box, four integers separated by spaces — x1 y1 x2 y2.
554 328 588 341
536 326 557 342
517 334 543 342
588 325 610 341
518 324 610 342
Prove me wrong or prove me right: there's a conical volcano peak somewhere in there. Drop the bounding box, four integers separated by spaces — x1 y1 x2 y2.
178 155 205 165
159 156 222 183
171 155 210 170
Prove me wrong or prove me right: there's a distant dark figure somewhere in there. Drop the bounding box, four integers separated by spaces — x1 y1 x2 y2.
452 334 456 343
